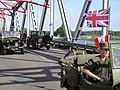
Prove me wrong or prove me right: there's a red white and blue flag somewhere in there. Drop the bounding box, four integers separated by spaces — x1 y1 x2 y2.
85 8 110 27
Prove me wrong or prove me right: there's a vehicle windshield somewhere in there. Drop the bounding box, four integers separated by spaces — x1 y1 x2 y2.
31 31 45 36
111 43 120 69
1 31 20 38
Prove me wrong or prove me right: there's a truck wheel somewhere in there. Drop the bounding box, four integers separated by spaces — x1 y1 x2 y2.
3 50 7 55
32 44 37 49
27 43 30 48
20 48 24 54
46 46 50 50
67 86 79 90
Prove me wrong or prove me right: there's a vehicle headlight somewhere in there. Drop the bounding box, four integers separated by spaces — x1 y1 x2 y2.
47 44 50 45
18 40 21 43
7 40 9 43
15 42 19 46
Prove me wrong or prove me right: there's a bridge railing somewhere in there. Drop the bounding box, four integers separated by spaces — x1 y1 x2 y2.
51 40 98 54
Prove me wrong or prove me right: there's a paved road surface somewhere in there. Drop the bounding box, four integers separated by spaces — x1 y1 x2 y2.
0 48 68 90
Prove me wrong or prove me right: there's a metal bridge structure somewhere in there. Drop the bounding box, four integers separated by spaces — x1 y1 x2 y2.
0 0 50 37
0 0 109 50
72 0 110 42
0 0 72 41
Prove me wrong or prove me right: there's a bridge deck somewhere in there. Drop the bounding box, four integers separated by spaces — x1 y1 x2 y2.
0 47 97 90
0 48 67 90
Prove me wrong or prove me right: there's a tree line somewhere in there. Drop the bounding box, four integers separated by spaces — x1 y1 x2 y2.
45 26 120 40
22 27 120 40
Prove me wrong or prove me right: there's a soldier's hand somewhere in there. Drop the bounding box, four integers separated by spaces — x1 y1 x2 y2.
99 77 108 82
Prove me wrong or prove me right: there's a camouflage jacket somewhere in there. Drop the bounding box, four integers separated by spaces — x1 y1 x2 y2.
84 55 111 79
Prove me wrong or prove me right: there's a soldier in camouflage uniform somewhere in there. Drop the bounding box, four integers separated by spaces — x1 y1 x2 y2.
82 42 112 85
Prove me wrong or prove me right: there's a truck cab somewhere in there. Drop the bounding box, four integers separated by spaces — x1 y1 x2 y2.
27 31 52 50
0 31 24 55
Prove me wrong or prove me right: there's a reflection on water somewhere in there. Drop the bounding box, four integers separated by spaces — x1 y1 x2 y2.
74 40 120 45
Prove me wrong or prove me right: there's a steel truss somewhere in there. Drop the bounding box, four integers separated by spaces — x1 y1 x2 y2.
0 0 49 16
0 0 49 35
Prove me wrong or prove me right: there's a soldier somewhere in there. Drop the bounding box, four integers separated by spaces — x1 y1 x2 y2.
82 42 112 85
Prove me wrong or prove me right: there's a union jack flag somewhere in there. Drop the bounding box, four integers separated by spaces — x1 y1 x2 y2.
85 8 110 27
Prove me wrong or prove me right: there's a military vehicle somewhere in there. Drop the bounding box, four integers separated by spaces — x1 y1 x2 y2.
58 43 120 90
0 31 24 55
27 31 52 50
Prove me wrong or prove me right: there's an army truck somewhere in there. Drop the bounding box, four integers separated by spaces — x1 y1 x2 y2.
58 43 120 90
27 31 52 50
0 31 24 55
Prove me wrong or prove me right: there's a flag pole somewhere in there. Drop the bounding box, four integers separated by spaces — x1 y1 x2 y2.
102 0 109 36
102 0 110 46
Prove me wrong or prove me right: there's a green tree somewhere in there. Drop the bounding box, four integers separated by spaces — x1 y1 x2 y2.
44 31 50 35
54 26 66 37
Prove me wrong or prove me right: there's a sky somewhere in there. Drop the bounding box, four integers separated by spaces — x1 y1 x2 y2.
35 0 120 32
0 0 120 32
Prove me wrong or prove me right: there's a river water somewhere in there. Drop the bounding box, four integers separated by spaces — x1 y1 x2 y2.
74 39 120 45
